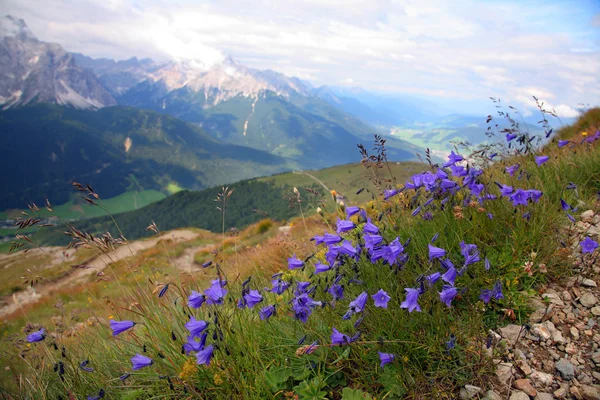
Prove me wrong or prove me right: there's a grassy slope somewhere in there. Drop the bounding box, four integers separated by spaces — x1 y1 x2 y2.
0 104 294 210
1 110 598 398
26 162 425 247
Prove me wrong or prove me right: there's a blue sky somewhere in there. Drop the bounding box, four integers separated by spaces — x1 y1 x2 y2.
3 0 599 116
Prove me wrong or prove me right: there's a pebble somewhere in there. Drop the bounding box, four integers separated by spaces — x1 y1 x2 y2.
582 279 598 288
532 323 552 341
571 386 584 400
580 293 598 308
571 326 581 340
500 324 524 344
534 393 553 400
591 306 600 316
459 385 482 399
509 391 530 400
530 370 554 387
482 390 503 400
516 359 532 375
555 359 575 380
555 386 568 398
514 379 537 396
580 385 600 400
496 362 514 385
542 292 565 306
566 343 578 354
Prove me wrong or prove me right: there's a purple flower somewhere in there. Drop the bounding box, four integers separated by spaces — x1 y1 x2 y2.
446 334 456 350
426 272 442 286
183 333 207 354
270 278 290 295
567 214 576 223
428 244 446 260
243 290 263 308
439 285 459 307
378 352 395 368
509 189 529 206
196 344 215 366
314 262 331 274
295 281 311 295
581 237 599 254
363 218 379 234
384 189 399 200
26 328 46 343
79 360 94 372
506 164 520 177
288 255 304 270
322 232 343 245
372 289 391 308
492 280 504 300
441 267 457 285
498 184 513 197
450 164 468 177
560 199 572 211
204 279 228 304
479 289 492 304
506 132 517 142
400 288 421 313
460 241 480 266
336 240 358 257
336 218 355 234
484 258 491 271
364 234 383 251
331 328 352 345
131 354 153 370
188 291 206 309
110 320 135 337
535 155 549 166
443 151 464 168
346 206 360 217
328 283 344 300
526 189 543 203
349 292 368 313
185 316 208 338
259 305 276 320
411 206 422 217
558 140 570 148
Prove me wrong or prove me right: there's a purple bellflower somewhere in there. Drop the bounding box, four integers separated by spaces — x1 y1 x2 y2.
372 289 391 308
26 328 46 343
131 354 153 370
400 288 421 313
110 320 135 337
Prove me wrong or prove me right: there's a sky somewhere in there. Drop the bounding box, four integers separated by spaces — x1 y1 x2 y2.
2 0 599 117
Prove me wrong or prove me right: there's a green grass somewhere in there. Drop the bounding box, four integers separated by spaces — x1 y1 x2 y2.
1 110 599 399
259 162 424 204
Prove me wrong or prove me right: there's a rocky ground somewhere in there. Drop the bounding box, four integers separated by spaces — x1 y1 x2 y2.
460 210 600 400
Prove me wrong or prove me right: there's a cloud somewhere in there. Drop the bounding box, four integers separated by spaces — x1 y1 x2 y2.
1 0 599 116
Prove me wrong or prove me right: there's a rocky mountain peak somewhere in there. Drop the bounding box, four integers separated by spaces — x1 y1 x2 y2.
0 16 116 110
0 15 35 40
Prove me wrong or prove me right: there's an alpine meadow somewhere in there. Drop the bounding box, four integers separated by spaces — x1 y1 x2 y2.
0 2 599 400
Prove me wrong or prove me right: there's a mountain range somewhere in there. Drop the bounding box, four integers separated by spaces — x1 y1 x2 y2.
0 15 424 211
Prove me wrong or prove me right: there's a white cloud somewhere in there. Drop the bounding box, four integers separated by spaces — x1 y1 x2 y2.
1 0 599 115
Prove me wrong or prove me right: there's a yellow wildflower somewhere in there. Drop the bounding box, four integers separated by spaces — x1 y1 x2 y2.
214 372 224 385
582 131 588 137
179 357 198 380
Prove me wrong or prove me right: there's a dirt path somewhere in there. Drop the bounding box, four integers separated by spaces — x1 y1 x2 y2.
293 171 331 193
0 229 201 318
